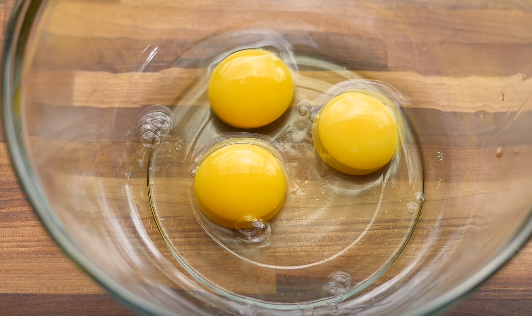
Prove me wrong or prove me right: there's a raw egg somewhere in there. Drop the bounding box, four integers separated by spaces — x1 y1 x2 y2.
313 91 398 175
194 141 286 229
208 49 294 128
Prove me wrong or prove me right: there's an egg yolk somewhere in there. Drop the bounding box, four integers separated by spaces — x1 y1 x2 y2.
208 49 294 128
313 91 398 175
194 142 287 229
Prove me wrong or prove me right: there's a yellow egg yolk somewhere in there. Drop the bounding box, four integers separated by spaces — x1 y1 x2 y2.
208 49 294 128
194 142 287 229
313 91 398 175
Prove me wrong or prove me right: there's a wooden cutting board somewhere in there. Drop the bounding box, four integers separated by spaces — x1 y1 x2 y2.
1 0 532 315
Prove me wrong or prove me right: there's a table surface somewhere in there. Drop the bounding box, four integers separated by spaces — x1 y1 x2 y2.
1 1 532 315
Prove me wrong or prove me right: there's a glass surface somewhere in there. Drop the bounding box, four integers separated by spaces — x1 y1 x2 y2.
3 0 532 315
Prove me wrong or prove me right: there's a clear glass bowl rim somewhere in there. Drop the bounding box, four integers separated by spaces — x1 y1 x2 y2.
2 1 532 316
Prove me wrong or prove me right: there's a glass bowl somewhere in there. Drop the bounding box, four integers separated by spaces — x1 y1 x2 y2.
3 0 532 315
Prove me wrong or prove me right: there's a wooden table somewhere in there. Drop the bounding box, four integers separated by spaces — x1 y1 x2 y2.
1 1 532 315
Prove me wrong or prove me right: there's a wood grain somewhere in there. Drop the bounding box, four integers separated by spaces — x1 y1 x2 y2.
26 0 532 77
25 69 532 112
2 0 532 315
0 294 137 316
